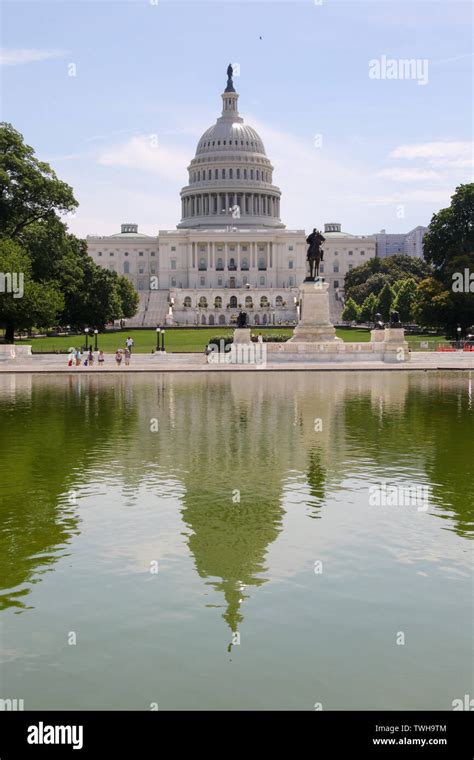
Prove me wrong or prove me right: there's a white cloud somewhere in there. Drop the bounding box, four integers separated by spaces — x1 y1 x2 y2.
0 48 66 66
97 135 189 182
376 168 440 182
390 141 473 167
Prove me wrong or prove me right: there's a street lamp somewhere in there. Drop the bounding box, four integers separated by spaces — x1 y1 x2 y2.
156 327 161 352
161 328 165 353
457 325 462 348
84 327 89 351
94 329 99 351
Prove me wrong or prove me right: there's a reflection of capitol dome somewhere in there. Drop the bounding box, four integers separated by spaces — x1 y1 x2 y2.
178 66 284 229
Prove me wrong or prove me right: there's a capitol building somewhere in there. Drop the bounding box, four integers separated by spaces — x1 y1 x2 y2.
87 68 377 326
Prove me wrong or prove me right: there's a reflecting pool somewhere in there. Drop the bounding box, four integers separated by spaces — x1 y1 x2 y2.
0 371 472 710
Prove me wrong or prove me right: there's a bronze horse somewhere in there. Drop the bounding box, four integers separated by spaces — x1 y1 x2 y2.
306 229 325 280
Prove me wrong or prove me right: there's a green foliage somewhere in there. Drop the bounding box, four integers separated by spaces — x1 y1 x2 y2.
393 278 418 322
341 297 361 322
0 239 64 342
413 278 454 328
359 292 378 323
344 254 431 305
376 282 395 321
0 124 138 338
0 123 77 239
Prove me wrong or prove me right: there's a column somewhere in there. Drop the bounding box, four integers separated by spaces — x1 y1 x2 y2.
210 242 214 269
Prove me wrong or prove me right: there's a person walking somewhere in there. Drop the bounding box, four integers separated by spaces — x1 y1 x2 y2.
75 348 81 367
98 350 105 367
88 348 94 367
124 347 131 367
125 336 134 354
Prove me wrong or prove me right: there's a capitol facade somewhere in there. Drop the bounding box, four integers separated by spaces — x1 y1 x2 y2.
87 68 377 327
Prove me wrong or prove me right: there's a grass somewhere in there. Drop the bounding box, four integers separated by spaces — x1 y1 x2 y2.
13 327 450 353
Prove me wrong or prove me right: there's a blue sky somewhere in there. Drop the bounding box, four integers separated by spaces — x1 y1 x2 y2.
1 0 472 237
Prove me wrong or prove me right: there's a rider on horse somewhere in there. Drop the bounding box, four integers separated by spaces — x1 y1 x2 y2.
306 228 325 279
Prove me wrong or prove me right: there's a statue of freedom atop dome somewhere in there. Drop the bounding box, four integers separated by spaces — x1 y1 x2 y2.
225 63 236 93
306 228 325 281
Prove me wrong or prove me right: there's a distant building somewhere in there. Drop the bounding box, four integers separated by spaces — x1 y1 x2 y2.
319 223 376 321
375 226 427 259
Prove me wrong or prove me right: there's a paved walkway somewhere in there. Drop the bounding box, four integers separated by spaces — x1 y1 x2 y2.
1 352 474 373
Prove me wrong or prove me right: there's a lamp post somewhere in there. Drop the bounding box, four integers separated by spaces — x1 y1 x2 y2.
161 329 165 353
84 327 89 351
156 327 160 352
456 325 462 348
94 329 99 351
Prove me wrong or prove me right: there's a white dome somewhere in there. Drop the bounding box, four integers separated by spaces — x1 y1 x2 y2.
178 69 283 230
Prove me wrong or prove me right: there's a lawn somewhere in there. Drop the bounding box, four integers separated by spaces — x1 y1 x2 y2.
12 327 449 353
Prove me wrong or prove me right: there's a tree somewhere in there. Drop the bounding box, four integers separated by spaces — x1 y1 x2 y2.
344 254 431 305
393 278 417 322
0 123 77 239
413 278 454 328
0 239 64 341
359 292 378 323
376 282 395 321
116 276 140 320
423 184 474 331
342 297 360 323
0 124 138 339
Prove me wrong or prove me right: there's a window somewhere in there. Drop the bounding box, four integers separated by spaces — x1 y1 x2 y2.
215 169 218 179
199 257 207 271
229 295 238 308
360 250 365 255
214 296 222 308
138 281 144 290
245 296 253 308
348 251 353 256
139 251 144 257
150 266 156 274
229 257 236 270
171 246 176 251
333 263 339 273
241 258 249 270
229 169 233 179
288 246 294 251
216 257 224 271
258 257 266 270
288 260 294 269
242 276 248 286
200 277 205 286
222 169 226 179
244 169 247 179
348 264 353 271
288 277 294 286
139 266 144 274
259 276 265 286
334 281 339 289
260 296 269 307
218 278 223 287
109 252 114 257
123 262 130 274
236 169 240 179
250 170 254 179
184 296 192 308
151 251 155 257
275 296 283 307
242 246 248 252
198 296 208 308
98 252 102 257
171 277 176 287
171 260 177 270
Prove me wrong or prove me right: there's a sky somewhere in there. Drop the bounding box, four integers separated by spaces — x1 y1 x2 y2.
1 0 472 238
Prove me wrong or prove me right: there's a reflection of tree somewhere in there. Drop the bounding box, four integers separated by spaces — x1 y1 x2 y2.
307 447 326 518
341 374 473 538
0 376 138 610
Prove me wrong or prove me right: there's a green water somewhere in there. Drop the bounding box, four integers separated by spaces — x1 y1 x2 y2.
0 371 472 711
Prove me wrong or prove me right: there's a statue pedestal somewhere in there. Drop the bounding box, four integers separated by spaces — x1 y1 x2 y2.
233 328 252 344
289 281 341 343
